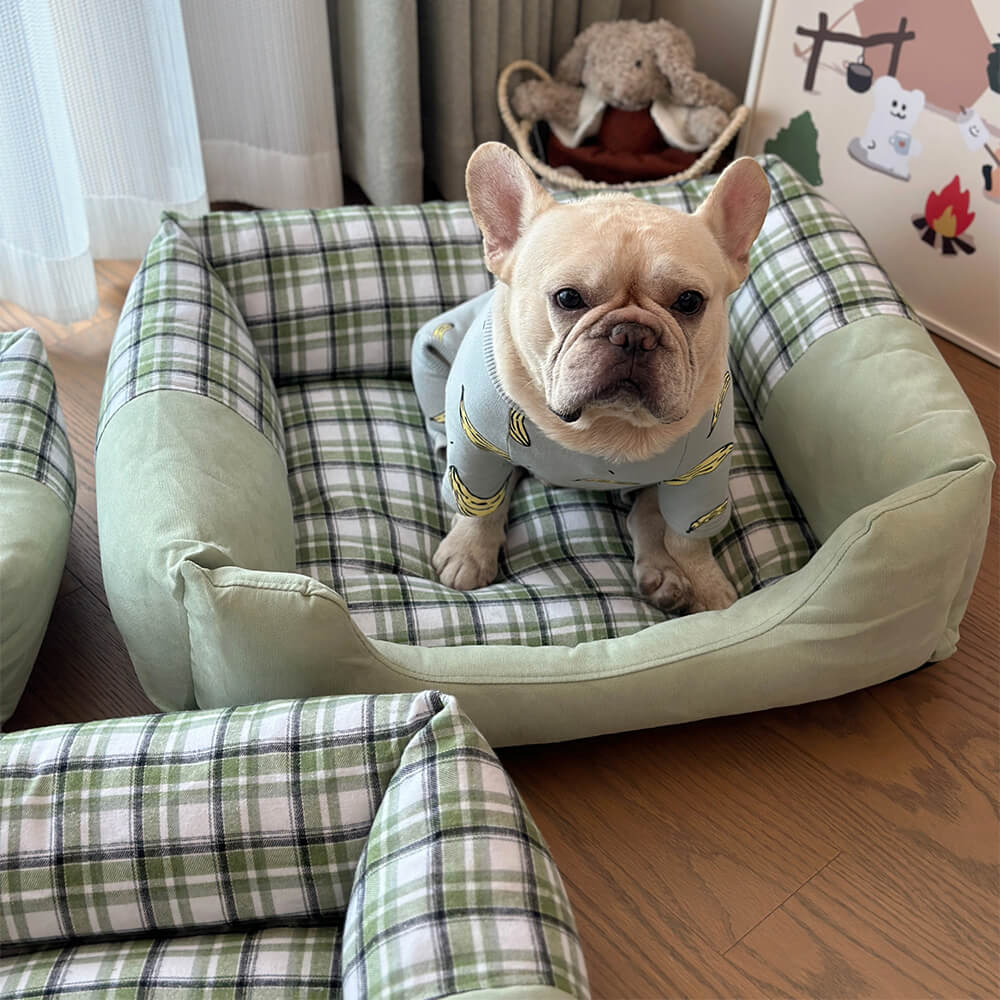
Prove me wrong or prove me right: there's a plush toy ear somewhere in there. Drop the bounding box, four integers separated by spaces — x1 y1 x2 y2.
554 22 602 85
465 142 554 280
695 157 771 290
649 19 737 111
648 19 695 87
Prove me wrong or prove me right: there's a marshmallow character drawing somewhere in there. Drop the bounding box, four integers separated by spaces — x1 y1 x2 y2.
848 76 925 181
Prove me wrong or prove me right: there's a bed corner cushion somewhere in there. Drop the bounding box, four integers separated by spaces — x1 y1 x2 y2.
0 329 75 722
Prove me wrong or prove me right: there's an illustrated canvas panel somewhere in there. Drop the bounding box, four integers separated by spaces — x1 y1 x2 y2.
739 0 999 364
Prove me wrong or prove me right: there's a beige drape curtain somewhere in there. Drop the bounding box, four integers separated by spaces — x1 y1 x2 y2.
332 0 760 204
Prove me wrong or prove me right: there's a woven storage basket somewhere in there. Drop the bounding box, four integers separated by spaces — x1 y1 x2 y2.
498 58 749 191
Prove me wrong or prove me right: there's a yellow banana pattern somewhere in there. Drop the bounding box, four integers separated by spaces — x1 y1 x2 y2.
449 466 509 517
664 442 734 486
432 322 453 340
460 386 510 459
709 371 731 437
508 408 531 447
430 411 446 423
688 499 729 534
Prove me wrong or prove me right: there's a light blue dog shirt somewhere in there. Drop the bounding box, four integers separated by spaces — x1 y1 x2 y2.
411 289 734 538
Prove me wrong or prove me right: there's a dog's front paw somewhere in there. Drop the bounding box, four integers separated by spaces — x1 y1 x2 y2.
432 528 499 591
635 558 695 614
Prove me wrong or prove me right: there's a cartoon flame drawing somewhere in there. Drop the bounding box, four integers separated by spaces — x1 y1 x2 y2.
924 177 976 237
913 176 976 254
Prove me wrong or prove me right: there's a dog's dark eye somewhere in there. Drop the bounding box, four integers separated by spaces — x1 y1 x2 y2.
891 99 898 107
634 59 642 68
671 290 704 315
555 287 586 310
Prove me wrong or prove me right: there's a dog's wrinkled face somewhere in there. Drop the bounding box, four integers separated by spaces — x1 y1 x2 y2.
466 144 770 447
507 197 733 427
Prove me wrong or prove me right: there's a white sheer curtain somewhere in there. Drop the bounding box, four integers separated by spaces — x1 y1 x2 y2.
1 0 341 322
1 0 206 321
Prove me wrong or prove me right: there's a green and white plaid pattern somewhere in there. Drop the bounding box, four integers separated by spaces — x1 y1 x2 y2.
340 694 584 997
723 158 918 419
1 928 342 999
98 216 286 457
0 693 588 999
0 328 75 512
98 156 915 443
281 375 816 646
96 200 491 452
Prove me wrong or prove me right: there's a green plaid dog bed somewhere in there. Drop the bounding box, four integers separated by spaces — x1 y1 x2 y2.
0 329 75 723
94 156 993 744
0 692 588 998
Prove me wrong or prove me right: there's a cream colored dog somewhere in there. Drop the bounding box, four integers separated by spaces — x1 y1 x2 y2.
429 143 770 614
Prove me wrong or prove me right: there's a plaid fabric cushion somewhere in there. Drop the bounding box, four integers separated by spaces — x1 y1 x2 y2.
0 928 342 999
98 216 286 457
0 693 587 999
281 375 817 646
0 328 75 512
98 156 916 444
724 158 918 420
172 204 490 390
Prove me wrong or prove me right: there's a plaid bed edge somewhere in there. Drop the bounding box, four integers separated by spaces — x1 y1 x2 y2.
0 328 76 512
96 213 286 461
0 692 589 999
340 694 588 1000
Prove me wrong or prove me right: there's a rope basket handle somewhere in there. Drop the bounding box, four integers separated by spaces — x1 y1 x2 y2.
497 58 751 192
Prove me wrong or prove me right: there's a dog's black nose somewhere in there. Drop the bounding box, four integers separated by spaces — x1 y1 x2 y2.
608 322 659 352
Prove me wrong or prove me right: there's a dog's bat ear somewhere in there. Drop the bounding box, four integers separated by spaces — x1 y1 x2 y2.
466 142 554 281
695 157 771 290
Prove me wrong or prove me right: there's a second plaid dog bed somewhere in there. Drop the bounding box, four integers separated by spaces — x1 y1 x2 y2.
0 692 588 998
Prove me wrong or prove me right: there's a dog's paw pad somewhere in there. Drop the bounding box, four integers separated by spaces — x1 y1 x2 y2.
636 563 693 613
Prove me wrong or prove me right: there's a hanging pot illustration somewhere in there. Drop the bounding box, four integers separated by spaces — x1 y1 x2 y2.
845 53 873 92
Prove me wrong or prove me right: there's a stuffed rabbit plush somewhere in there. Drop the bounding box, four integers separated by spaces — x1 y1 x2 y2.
513 19 737 152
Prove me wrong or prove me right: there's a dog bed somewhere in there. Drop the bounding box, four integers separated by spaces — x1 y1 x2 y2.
0 329 75 723
0 691 587 999
95 156 993 747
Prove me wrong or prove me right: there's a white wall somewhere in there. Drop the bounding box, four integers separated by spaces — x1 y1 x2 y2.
656 0 764 99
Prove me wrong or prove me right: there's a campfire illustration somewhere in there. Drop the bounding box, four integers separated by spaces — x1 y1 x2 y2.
912 176 976 254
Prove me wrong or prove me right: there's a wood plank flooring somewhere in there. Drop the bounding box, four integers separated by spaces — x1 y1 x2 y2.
2 263 997 998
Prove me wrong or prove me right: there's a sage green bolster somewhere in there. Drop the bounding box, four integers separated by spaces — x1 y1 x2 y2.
179 459 988 747
96 391 296 711
0 476 70 722
761 315 993 660
760 315 992 543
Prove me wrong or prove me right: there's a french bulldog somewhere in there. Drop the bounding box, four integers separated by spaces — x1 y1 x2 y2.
411 142 770 614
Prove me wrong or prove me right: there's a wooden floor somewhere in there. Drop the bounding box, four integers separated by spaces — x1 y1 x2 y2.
3 263 997 998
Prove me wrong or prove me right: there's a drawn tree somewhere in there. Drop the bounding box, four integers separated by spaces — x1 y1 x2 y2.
765 111 823 186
